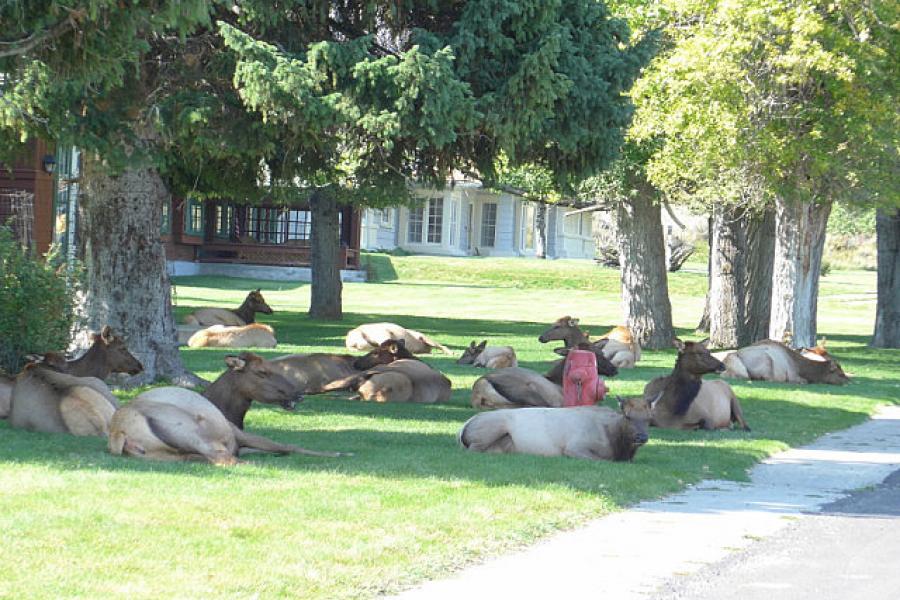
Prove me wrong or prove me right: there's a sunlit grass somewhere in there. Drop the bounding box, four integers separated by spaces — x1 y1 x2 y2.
0 256 895 599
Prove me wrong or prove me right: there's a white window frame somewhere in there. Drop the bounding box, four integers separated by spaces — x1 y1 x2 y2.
521 203 535 251
408 205 425 243
449 199 458 246
480 202 497 247
381 207 394 227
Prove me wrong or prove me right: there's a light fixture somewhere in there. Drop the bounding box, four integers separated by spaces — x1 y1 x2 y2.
42 154 57 175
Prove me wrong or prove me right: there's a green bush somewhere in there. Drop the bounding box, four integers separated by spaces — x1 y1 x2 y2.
0 227 76 374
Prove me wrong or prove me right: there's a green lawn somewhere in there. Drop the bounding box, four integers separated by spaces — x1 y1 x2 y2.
1 255 896 599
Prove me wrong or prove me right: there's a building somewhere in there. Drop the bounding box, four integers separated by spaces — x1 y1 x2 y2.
360 181 595 259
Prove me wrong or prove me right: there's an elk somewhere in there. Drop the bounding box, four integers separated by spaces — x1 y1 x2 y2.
345 322 452 355
717 339 849 385
183 289 274 327
645 339 750 431
456 341 518 369
187 323 278 348
459 396 651 461
538 317 640 369
321 359 452 404
108 388 345 465
270 340 415 396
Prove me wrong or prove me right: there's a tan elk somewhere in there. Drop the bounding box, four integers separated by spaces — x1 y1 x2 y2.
187 323 278 348
321 359 452 404
716 339 849 385
108 389 345 465
645 339 750 431
345 322 452 355
538 317 640 369
459 396 651 461
270 340 415 396
9 361 120 436
456 341 518 369
183 289 274 327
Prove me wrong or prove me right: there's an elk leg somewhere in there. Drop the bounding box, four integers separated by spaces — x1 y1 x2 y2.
730 395 751 432
232 425 349 457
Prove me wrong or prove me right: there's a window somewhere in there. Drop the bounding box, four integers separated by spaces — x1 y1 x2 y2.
285 209 311 242
480 202 497 247
449 200 458 246
214 205 234 239
521 203 535 250
381 208 393 227
160 200 171 234
408 205 424 243
427 198 443 243
185 199 205 235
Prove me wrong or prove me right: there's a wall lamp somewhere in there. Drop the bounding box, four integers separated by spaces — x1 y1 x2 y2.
42 154 57 175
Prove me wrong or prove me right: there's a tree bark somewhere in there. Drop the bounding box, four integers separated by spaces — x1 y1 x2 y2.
535 202 547 259
309 191 343 320
616 191 674 349
708 204 744 348
742 207 775 344
76 156 199 386
769 196 831 348
872 207 900 348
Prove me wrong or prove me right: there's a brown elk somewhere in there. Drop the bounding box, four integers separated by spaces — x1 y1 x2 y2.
200 353 300 430
717 339 849 385
321 359 452 403
183 289 274 327
8 362 120 436
270 340 415 396
456 341 518 369
645 339 750 431
42 326 143 379
108 388 345 465
538 317 640 369
459 396 651 461
345 322 452 355
187 323 278 348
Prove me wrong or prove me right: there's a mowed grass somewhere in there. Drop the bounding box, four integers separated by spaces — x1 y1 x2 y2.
1 255 897 599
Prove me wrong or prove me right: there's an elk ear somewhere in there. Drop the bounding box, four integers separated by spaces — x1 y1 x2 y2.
477 340 488 350
469 340 477 348
255 288 261 293
388 342 399 354
554 347 570 356
672 338 685 351
100 325 113 342
224 355 246 371
698 338 710 349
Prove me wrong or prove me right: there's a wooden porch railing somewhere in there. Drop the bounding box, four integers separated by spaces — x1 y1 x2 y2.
200 241 360 269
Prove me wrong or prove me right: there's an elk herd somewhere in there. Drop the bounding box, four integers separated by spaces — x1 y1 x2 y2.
0 289 851 468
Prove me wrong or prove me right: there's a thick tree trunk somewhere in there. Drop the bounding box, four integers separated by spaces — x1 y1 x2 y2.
769 197 831 348
616 192 674 349
872 208 900 348
309 191 343 320
535 202 547 259
76 156 198 386
742 207 775 344
708 205 745 348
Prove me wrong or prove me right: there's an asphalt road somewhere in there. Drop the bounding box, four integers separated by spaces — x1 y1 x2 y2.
652 469 900 600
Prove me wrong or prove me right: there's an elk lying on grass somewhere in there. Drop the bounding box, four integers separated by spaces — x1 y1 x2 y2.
456 341 518 369
187 323 277 349
715 339 849 385
539 317 640 369
321 359 452 403
270 340 414 396
345 322 452 355
459 396 651 461
645 339 750 431
183 289 273 327
108 388 345 465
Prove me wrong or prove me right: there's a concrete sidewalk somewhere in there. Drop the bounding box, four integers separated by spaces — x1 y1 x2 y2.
388 405 900 600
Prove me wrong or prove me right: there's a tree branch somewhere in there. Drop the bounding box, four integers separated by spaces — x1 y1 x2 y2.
0 11 83 59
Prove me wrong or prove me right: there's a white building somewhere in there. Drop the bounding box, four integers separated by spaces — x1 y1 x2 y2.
360 182 594 259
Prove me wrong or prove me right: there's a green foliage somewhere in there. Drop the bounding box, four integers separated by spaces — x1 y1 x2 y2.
827 203 876 236
0 229 76 374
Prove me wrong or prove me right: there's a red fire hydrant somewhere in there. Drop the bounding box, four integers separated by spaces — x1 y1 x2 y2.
562 348 608 407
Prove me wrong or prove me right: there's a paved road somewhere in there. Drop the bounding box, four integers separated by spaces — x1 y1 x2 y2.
388 406 900 600
652 469 900 600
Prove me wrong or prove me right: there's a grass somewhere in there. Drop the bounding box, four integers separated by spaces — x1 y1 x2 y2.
1 255 897 599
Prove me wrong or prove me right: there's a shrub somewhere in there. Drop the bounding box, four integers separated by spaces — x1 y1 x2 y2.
0 227 77 374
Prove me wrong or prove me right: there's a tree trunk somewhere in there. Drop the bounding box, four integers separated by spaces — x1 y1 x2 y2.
708 204 745 348
769 197 831 348
535 202 547 259
872 207 900 348
742 207 775 344
76 156 198 386
309 191 343 320
616 191 674 349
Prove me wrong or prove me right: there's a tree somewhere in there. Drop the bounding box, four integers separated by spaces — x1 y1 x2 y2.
873 208 900 348
219 1 656 317
0 1 214 384
629 0 899 348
